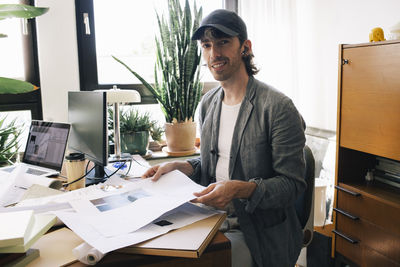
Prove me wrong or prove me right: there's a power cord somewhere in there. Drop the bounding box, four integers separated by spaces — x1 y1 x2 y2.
63 161 94 188
62 159 131 188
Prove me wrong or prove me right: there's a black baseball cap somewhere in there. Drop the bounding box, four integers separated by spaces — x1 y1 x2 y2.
191 9 247 40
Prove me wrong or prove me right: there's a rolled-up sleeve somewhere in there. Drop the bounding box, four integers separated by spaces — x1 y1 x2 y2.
187 157 202 184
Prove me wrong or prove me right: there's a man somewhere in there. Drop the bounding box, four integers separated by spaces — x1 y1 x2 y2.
142 9 306 267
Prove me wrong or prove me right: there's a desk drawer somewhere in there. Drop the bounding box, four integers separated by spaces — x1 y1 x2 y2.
337 187 400 235
336 212 400 262
336 236 400 267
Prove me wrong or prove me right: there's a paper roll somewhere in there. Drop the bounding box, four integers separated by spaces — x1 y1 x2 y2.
72 242 106 265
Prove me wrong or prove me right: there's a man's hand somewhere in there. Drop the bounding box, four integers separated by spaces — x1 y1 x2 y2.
192 180 257 209
141 161 194 181
141 162 175 181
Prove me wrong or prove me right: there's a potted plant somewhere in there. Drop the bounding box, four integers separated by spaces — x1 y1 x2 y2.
149 122 165 152
0 116 22 167
118 108 156 156
0 4 48 94
113 0 203 153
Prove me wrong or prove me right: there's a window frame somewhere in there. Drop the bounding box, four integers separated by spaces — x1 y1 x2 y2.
75 0 237 104
0 0 42 120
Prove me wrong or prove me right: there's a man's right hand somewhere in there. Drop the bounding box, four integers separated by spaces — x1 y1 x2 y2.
141 162 176 181
141 161 194 181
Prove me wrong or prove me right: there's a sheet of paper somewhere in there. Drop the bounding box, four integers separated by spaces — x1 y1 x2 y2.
1 175 133 213
0 168 25 206
0 166 63 207
54 202 220 254
68 170 205 237
13 165 62 189
20 184 63 201
16 174 133 208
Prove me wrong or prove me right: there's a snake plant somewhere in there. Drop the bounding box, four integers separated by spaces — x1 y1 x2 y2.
113 0 203 123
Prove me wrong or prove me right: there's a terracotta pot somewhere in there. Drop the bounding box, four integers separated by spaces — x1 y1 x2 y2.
165 121 196 152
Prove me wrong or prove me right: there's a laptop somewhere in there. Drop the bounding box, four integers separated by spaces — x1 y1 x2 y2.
0 120 70 177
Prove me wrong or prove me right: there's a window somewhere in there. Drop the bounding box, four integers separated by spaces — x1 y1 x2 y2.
75 0 235 127
0 0 42 120
75 0 236 101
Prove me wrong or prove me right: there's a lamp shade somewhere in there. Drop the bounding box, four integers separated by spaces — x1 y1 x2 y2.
95 86 141 162
95 86 141 104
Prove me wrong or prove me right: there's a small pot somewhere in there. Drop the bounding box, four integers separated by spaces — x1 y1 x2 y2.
121 131 149 155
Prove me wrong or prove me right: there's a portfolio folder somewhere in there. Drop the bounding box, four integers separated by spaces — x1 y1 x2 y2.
118 213 227 258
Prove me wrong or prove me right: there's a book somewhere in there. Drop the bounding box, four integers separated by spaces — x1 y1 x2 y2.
0 214 56 253
0 210 34 248
2 248 40 267
117 213 227 258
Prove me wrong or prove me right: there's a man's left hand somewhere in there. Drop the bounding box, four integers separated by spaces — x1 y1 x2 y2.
192 180 257 209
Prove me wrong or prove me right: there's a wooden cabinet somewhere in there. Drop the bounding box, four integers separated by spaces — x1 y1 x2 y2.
333 41 400 266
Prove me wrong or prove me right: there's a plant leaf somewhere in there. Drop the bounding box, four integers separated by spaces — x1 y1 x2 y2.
0 4 49 20
0 77 38 94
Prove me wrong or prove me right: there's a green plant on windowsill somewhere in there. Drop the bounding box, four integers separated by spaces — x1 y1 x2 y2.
0 116 22 167
113 0 203 153
108 107 158 156
120 109 155 133
149 122 165 152
0 4 48 94
120 108 155 156
150 123 164 142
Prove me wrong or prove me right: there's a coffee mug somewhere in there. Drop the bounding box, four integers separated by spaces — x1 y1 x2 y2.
65 153 86 190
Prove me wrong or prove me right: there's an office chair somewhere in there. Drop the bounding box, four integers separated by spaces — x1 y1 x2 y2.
295 145 315 247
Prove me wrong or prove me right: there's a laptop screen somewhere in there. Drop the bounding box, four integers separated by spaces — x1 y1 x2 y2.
23 120 70 171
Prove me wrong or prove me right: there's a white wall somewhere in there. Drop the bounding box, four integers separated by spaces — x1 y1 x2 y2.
36 0 79 123
296 0 400 130
35 0 400 128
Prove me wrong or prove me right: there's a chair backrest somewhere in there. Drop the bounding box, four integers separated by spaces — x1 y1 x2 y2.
295 145 315 246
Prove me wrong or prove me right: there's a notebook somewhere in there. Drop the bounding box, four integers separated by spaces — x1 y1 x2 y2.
0 210 34 248
0 120 70 177
0 213 57 253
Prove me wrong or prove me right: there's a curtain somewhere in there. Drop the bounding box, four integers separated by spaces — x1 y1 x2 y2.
239 0 299 103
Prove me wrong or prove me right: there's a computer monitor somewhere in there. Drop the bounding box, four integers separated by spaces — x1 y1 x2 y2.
68 91 111 184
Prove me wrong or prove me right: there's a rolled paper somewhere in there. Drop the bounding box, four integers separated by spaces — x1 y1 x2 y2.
72 242 106 265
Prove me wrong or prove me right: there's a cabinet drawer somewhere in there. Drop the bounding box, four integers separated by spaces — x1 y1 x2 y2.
337 188 400 235
336 212 400 262
336 236 400 267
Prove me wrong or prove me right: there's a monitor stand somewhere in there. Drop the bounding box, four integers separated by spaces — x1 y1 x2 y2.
85 164 113 186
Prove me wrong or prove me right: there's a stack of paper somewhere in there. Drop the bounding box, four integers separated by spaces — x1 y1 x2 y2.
0 213 57 253
0 210 34 248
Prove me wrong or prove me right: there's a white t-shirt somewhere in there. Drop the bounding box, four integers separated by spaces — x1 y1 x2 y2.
215 101 242 182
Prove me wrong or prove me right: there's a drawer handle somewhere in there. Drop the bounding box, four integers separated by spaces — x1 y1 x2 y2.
332 230 359 244
335 185 361 196
333 208 359 220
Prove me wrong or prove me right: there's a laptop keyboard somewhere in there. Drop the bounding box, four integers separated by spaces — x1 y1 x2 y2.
26 168 47 176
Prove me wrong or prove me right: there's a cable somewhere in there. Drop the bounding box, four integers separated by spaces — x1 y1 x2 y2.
63 159 133 188
125 160 132 175
104 159 132 179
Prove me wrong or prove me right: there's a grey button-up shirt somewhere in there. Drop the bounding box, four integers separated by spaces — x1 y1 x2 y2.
188 76 306 267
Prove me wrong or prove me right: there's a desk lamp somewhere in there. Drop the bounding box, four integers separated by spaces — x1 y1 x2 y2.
96 86 141 162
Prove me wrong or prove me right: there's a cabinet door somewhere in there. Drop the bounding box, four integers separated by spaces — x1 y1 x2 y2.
339 43 400 161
